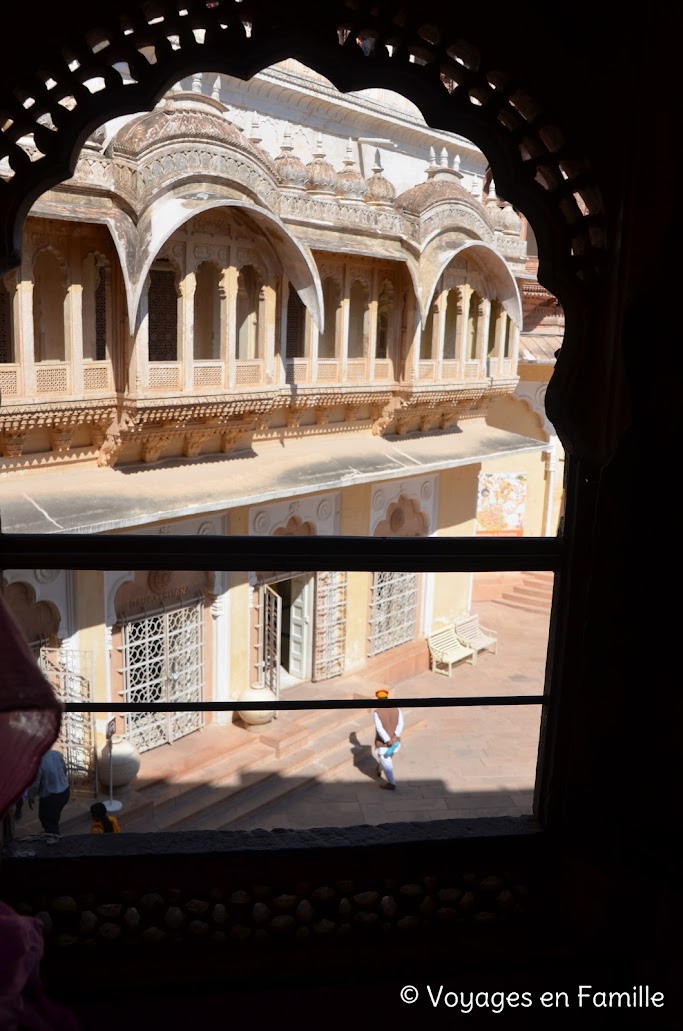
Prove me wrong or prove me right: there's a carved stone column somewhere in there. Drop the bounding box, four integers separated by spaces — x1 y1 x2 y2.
224 264 238 389
180 269 196 394
340 264 350 383
457 283 472 367
132 278 150 394
368 268 379 373
67 256 84 395
15 270 35 399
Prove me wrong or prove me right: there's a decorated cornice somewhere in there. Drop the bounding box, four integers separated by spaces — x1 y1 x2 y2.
0 399 117 460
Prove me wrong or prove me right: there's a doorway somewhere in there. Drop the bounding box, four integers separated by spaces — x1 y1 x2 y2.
271 573 314 687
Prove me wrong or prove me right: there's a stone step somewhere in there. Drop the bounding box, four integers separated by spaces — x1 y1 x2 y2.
140 707 370 832
211 710 428 832
498 596 552 614
514 584 553 601
166 710 377 831
167 705 429 833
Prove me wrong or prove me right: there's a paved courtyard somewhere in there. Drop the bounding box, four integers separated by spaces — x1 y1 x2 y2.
229 591 548 830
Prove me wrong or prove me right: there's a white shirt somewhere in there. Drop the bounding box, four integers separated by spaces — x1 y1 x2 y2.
373 709 404 744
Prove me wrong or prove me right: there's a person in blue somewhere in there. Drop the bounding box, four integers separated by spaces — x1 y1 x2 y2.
28 748 70 834
373 688 404 791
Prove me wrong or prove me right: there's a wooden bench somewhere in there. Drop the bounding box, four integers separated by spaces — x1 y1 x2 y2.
427 627 476 677
455 614 498 656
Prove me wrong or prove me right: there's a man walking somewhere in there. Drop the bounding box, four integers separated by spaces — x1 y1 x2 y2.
28 748 70 834
373 688 403 791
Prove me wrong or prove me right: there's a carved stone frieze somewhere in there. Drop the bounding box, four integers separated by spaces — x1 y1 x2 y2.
1 431 27 458
183 429 216 457
49 429 74 453
419 204 495 246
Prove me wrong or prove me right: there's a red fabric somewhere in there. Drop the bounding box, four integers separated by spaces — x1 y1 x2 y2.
0 901 79 1030
0 593 62 817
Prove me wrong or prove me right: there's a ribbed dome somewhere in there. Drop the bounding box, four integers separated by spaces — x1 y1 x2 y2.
112 93 275 175
502 201 522 236
396 177 476 214
305 135 338 196
274 127 307 191
365 150 395 208
335 139 367 202
396 147 473 214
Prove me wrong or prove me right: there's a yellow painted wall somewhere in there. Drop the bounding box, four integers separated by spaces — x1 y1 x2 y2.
428 466 478 629
74 570 109 744
228 571 251 699
480 449 546 537
486 394 547 442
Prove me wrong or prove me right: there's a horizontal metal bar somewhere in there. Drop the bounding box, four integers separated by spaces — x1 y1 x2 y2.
0 532 562 572
54 696 546 713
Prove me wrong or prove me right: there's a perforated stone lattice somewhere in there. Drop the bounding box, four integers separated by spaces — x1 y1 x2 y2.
0 1 604 284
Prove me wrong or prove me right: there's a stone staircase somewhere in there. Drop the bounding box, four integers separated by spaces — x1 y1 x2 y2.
499 571 554 613
14 703 426 838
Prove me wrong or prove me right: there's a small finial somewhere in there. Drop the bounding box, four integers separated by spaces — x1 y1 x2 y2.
211 76 221 101
488 179 498 201
249 114 262 145
440 147 448 167
372 148 383 173
192 73 202 94
428 145 436 167
453 153 461 171
314 133 326 159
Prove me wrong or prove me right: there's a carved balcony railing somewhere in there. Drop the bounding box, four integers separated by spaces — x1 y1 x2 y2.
441 359 460 381
148 362 182 391
372 358 392 382
346 358 368 383
418 360 437 382
464 359 484 380
317 359 340 384
83 361 112 393
35 361 70 395
285 358 309 385
0 363 20 397
193 361 224 391
235 359 264 388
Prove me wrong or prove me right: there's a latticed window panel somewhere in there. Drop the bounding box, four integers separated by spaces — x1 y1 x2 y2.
235 360 263 385
148 268 178 361
120 601 203 753
36 364 68 393
84 363 110 391
314 571 347 681
95 266 107 361
286 290 306 358
39 648 96 788
369 571 418 657
193 363 223 389
0 367 18 395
